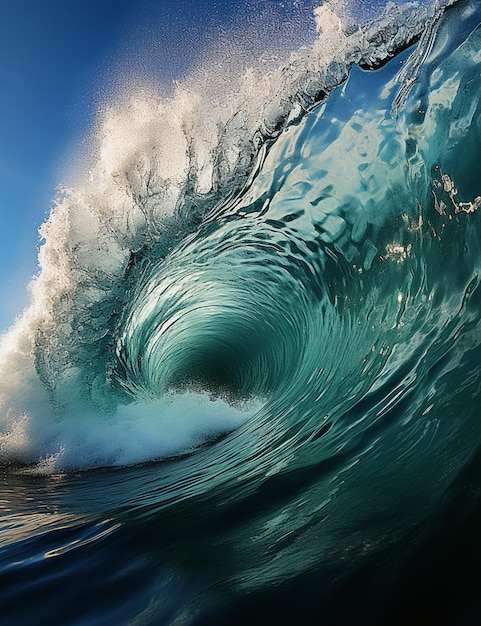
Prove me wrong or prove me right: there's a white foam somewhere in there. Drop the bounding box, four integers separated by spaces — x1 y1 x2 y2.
0 390 262 473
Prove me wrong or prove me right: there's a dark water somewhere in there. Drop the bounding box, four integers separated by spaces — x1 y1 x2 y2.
1 1 481 623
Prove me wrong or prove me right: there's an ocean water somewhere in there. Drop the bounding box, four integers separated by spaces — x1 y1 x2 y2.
1 0 481 624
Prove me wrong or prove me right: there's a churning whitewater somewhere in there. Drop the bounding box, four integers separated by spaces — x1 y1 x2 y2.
1 0 481 622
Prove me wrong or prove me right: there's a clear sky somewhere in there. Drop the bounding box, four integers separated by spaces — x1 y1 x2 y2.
1 0 137 331
0 0 401 333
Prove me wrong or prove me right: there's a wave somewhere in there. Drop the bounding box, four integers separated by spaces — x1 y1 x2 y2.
1 0 480 482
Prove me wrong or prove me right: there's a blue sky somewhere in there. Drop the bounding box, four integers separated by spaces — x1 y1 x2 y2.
0 0 398 332
1 0 137 330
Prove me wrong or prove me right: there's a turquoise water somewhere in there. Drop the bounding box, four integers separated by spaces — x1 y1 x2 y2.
1 1 481 623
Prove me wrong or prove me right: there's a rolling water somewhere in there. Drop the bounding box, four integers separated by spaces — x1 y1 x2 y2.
1 0 481 623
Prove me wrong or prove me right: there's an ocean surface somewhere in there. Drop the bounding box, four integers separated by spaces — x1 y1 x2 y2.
1 0 481 623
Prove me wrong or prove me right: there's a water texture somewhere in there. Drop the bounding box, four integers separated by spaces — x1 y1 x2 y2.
1 1 481 624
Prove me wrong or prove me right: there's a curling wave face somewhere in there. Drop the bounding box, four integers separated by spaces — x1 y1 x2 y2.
0 0 480 496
